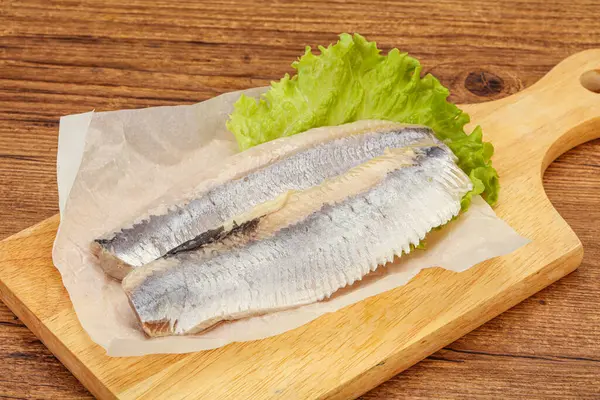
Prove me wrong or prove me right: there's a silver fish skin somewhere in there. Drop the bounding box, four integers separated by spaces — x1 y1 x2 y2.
93 121 442 280
123 143 472 337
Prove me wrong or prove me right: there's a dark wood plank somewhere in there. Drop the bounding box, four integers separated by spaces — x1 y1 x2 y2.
1 0 599 398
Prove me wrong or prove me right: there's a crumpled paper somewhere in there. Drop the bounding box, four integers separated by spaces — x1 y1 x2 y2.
52 87 529 357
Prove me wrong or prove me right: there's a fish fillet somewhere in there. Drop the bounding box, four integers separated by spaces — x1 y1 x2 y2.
93 120 443 279
123 142 472 337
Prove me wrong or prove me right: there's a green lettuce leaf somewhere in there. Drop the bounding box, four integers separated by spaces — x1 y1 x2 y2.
227 33 499 208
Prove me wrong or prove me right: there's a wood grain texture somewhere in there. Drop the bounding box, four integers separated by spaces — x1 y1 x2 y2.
1 0 599 398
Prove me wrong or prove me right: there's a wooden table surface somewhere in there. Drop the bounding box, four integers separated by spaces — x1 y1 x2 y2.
1 0 599 398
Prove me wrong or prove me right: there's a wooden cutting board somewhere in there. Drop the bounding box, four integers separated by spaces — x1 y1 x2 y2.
1 50 599 400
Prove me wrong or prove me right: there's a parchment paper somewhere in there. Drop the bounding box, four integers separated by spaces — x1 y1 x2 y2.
53 88 529 357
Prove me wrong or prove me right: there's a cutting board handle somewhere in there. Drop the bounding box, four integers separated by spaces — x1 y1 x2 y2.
463 49 600 173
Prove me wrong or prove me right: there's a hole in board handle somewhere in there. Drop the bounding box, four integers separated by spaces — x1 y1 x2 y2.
580 70 600 93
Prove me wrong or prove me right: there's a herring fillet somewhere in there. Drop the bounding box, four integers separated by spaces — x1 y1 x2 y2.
93 121 442 279
123 144 473 337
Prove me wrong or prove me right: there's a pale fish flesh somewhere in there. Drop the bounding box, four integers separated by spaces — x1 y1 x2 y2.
93 120 444 280
122 138 473 337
